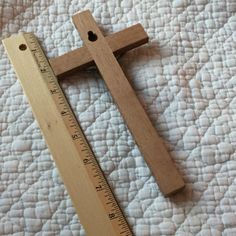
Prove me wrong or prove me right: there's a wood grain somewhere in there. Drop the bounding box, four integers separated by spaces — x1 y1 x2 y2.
49 24 148 77
73 10 185 196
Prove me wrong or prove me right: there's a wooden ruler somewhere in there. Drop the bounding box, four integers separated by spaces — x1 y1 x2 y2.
3 33 133 236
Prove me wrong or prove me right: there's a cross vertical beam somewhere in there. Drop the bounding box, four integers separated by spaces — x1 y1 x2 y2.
72 10 184 196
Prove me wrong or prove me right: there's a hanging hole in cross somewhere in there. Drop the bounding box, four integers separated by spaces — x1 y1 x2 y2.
88 31 97 42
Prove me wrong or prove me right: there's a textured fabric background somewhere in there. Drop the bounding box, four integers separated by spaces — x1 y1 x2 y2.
1 0 236 235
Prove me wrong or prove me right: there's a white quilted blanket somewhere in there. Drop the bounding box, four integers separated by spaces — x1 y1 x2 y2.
1 0 236 235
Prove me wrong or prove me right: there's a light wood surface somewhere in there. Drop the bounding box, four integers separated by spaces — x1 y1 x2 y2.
49 24 148 77
3 33 133 236
73 10 185 196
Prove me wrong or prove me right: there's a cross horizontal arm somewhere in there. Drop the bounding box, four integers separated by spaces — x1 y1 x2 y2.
49 24 148 77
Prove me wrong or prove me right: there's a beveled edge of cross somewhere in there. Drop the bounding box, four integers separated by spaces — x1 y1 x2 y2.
49 12 149 78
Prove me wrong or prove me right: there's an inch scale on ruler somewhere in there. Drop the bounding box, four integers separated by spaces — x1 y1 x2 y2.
3 33 132 236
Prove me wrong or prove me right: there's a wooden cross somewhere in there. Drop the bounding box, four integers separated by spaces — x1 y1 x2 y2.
49 10 184 196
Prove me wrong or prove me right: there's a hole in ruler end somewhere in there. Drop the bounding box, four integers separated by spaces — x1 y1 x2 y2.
19 44 27 51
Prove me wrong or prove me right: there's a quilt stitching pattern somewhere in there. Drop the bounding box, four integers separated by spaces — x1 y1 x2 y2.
1 0 236 235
